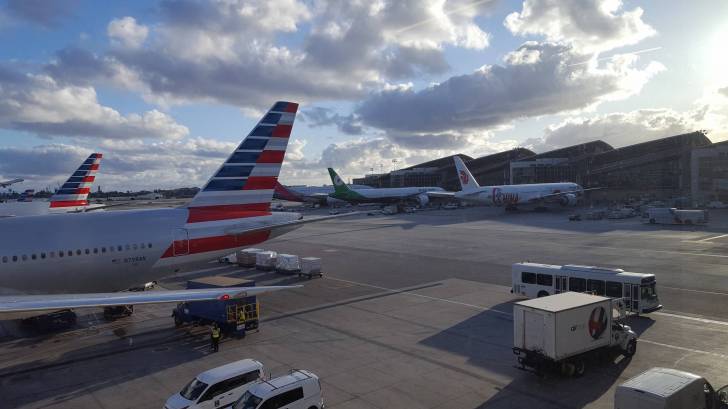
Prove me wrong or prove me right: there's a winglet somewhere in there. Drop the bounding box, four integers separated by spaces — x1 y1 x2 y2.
453 156 479 192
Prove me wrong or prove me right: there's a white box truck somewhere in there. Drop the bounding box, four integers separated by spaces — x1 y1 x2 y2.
615 367 728 409
513 292 637 377
643 207 708 225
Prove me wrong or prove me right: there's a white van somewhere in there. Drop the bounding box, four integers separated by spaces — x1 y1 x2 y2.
615 367 728 409
233 370 323 409
165 359 263 409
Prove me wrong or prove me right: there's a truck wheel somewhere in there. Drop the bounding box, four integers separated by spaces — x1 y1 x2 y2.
537 290 549 298
173 314 183 328
624 340 637 357
573 358 586 377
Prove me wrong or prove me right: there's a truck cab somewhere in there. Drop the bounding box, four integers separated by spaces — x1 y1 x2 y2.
615 367 728 409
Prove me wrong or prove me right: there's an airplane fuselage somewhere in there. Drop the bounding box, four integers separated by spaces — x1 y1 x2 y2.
457 182 581 206
331 186 443 204
0 208 300 294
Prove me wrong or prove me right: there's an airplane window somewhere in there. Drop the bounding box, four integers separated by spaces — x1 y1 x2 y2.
22 255 27 261
58 252 63 258
67 251 72 257
85 249 90 255
31 254 36 260
126 244 130 251
41 253 46 259
133 244 138 250
118 245 122 251
76 249 81 256
140 243 145 249
148 243 152 249
101 247 106 253
110 246 115 253
93 248 98 254
12 255 17 262
2 256 7 263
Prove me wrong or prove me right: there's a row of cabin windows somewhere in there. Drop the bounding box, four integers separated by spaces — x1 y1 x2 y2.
1 242 153 264
521 272 626 298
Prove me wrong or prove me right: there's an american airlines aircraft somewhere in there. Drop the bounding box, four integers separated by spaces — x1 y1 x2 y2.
441 156 590 209
0 178 23 188
0 153 103 217
0 101 340 318
327 168 445 207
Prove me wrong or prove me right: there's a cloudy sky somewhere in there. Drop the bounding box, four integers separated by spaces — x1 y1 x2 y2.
1 0 727 191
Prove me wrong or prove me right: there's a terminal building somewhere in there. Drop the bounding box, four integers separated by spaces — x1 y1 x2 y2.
352 131 728 205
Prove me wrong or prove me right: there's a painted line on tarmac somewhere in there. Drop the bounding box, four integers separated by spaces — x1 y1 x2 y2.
326 276 512 317
576 244 728 259
640 339 728 359
696 233 728 242
654 311 728 327
328 277 728 358
661 286 728 297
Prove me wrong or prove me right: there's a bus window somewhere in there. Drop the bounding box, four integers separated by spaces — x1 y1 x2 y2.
537 274 553 286
521 272 536 284
588 279 605 296
606 281 622 298
569 277 586 292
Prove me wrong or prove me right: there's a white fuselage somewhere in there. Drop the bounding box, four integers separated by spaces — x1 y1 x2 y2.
0 201 101 217
353 186 442 200
457 182 580 206
0 208 300 294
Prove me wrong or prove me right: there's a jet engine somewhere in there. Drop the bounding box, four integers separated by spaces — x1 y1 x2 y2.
416 194 430 207
560 193 577 207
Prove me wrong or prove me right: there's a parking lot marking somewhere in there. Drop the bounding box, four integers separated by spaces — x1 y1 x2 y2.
577 245 728 259
326 276 513 317
660 286 728 297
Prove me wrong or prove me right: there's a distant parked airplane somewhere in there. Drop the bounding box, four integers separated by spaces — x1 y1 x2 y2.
436 156 594 210
274 181 370 206
0 153 103 217
0 178 23 188
327 168 444 207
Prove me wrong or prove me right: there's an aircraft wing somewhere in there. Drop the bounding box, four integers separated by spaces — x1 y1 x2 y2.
534 187 603 201
425 191 456 198
225 211 361 236
0 285 300 317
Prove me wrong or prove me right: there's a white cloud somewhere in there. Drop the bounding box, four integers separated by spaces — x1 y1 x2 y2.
505 0 656 54
107 17 149 49
357 42 664 134
0 68 188 140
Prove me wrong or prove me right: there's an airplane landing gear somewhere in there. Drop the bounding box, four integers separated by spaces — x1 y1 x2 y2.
103 305 134 321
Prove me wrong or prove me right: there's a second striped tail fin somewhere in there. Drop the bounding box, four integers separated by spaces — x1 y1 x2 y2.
50 153 102 209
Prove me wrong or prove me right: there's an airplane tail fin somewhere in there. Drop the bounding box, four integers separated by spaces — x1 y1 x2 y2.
327 168 352 196
273 181 304 202
50 153 102 208
185 101 299 223
453 156 479 192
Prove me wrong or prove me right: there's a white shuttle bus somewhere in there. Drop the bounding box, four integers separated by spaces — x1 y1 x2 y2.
511 262 662 314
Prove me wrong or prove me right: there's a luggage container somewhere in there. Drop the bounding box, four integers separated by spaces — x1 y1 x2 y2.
276 254 301 274
255 251 277 271
172 276 259 338
299 257 323 279
237 248 263 267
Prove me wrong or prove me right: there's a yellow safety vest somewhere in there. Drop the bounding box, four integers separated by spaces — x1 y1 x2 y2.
212 328 220 338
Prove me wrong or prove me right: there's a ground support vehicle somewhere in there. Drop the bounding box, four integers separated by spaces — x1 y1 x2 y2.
513 292 637 377
615 367 728 409
172 276 259 338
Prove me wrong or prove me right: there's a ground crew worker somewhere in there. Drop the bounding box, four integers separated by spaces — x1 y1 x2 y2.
210 323 221 352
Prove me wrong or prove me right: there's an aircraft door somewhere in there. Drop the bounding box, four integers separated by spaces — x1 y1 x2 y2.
172 228 189 256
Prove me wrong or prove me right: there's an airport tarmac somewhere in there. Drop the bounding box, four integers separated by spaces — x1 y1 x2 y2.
2 206 728 408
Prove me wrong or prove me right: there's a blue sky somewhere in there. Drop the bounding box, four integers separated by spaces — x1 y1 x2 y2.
1 0 727 191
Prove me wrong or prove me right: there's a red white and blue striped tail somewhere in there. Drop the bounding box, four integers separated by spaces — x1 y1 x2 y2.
49 153 102 208
185 101 298 223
